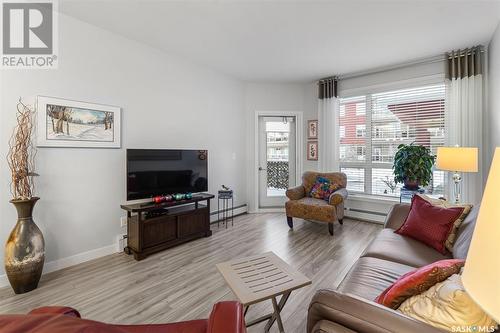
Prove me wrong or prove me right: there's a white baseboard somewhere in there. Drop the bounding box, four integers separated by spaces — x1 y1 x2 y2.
210 205 247 223
345 210 386 224
0 243 118 289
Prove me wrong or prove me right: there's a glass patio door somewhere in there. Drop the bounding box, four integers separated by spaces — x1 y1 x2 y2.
258 116 297 208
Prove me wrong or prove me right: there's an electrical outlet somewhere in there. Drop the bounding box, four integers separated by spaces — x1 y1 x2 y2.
120 216 127 228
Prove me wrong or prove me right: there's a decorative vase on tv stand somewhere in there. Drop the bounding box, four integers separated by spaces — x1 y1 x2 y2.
5 99 44 294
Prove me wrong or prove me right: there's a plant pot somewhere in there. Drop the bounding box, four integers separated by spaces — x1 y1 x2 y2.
403 179 420 190
5 197 45 294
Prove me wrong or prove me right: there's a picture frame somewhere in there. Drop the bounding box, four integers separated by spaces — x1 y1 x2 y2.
307 141 318 160
36 96 121 148
307 120 318 139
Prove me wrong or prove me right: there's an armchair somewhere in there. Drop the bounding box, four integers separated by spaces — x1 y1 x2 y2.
285 171 348 235
0 301 246 333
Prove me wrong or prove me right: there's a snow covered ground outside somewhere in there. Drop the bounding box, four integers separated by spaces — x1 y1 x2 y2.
47 118 113 142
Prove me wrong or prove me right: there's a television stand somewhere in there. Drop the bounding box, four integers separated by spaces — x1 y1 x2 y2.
120 193 214 261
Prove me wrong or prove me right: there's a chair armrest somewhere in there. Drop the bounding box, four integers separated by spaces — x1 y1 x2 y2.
286 185 306 200
307 289 446 333
384 204 411 230
207 301 246 333
28 306 81 318
329 188 348 206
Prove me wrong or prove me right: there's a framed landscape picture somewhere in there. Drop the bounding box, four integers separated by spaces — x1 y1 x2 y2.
37 96 121 148
307 141 318 160
307 120 318 139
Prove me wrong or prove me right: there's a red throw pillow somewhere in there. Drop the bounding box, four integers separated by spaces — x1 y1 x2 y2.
375 259 465 309
395 195 465 254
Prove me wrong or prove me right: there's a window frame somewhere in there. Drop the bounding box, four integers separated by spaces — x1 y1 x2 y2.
338 79 446 197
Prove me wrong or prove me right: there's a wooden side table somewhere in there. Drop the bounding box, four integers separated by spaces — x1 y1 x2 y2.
216 252 311 333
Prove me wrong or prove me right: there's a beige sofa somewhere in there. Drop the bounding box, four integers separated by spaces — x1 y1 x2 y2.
307 203 479 333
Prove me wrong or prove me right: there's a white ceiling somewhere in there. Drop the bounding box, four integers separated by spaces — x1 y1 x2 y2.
60 0 500 82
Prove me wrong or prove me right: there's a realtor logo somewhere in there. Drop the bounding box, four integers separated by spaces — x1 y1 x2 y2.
1 0 58 68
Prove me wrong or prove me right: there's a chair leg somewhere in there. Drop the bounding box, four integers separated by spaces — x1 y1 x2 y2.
287 216 293 229
338 218 344 225
328 222 334 236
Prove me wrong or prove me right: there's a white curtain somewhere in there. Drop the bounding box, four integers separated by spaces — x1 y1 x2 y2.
317 78 340 172
445 47 484 204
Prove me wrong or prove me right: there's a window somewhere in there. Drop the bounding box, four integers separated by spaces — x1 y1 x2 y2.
339 84 446 197
340 104 345 117
356 124 366 138
356 102 366 115
339 126 345 138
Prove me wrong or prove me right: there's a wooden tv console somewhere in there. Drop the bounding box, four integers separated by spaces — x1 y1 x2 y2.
120 193 214 261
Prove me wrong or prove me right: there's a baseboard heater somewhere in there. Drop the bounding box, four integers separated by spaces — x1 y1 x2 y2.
210 204 247 224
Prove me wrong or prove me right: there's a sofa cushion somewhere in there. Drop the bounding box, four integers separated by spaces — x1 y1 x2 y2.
395 195 465 254
397 274 497 332
361 229 452 268
312 320 358 333
453 205 479 259
374 259 465 309
338 257 415 300
285 197 336 222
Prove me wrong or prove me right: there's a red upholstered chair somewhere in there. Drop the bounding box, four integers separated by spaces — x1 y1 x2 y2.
0 301 246 333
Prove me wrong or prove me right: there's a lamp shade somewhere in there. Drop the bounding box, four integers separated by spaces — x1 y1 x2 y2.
436 147 478 172
461 147 500 322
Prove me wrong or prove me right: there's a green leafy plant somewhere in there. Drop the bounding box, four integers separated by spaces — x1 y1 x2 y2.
393 143 435 189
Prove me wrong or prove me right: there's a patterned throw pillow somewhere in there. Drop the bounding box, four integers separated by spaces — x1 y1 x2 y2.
398 274 497 331
395 195 465 254
375 259 465 309
309 176 340 201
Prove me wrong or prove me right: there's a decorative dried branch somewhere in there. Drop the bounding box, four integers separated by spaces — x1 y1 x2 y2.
7 98 37 200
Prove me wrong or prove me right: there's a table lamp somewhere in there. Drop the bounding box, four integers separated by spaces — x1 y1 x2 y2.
436 147 478 203
461 147 500 323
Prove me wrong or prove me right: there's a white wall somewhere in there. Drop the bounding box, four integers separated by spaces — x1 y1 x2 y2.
0 14 247 279
488 23 500 165
244 83 318 212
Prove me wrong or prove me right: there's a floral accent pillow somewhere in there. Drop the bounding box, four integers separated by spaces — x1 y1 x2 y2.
309 176 340 201
375 259 465 309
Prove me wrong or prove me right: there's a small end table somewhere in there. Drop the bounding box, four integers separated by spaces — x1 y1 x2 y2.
216 252 311 333
218 190 234 228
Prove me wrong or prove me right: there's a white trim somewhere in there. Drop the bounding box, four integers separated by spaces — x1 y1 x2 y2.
0 243 118 288
339 73 445 98
338 55 445 80
250 207 286 213
344 210 386 224
254 111 303 212
210 205 248 223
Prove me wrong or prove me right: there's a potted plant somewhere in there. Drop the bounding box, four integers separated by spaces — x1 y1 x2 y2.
393 143 435 190
5 99 44 294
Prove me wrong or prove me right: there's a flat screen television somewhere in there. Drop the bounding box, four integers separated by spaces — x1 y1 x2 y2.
127 149 208 201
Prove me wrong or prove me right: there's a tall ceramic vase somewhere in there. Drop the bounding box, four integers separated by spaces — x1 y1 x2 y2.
5 197 45 294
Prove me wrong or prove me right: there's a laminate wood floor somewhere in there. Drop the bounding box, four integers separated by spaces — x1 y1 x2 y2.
0 213 381 332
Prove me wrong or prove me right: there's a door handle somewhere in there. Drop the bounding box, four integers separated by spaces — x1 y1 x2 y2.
259 167 266 171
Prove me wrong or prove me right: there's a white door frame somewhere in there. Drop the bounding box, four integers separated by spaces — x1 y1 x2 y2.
254 110 303 212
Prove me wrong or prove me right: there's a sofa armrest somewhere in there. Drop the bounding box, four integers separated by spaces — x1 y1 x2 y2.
207 301 246 333
329 188 348 206
28 306 81 318
307 289 446 333
286 185 306 200
384 204 411 230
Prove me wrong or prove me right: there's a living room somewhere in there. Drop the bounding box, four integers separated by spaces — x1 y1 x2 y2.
1 1 500 332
